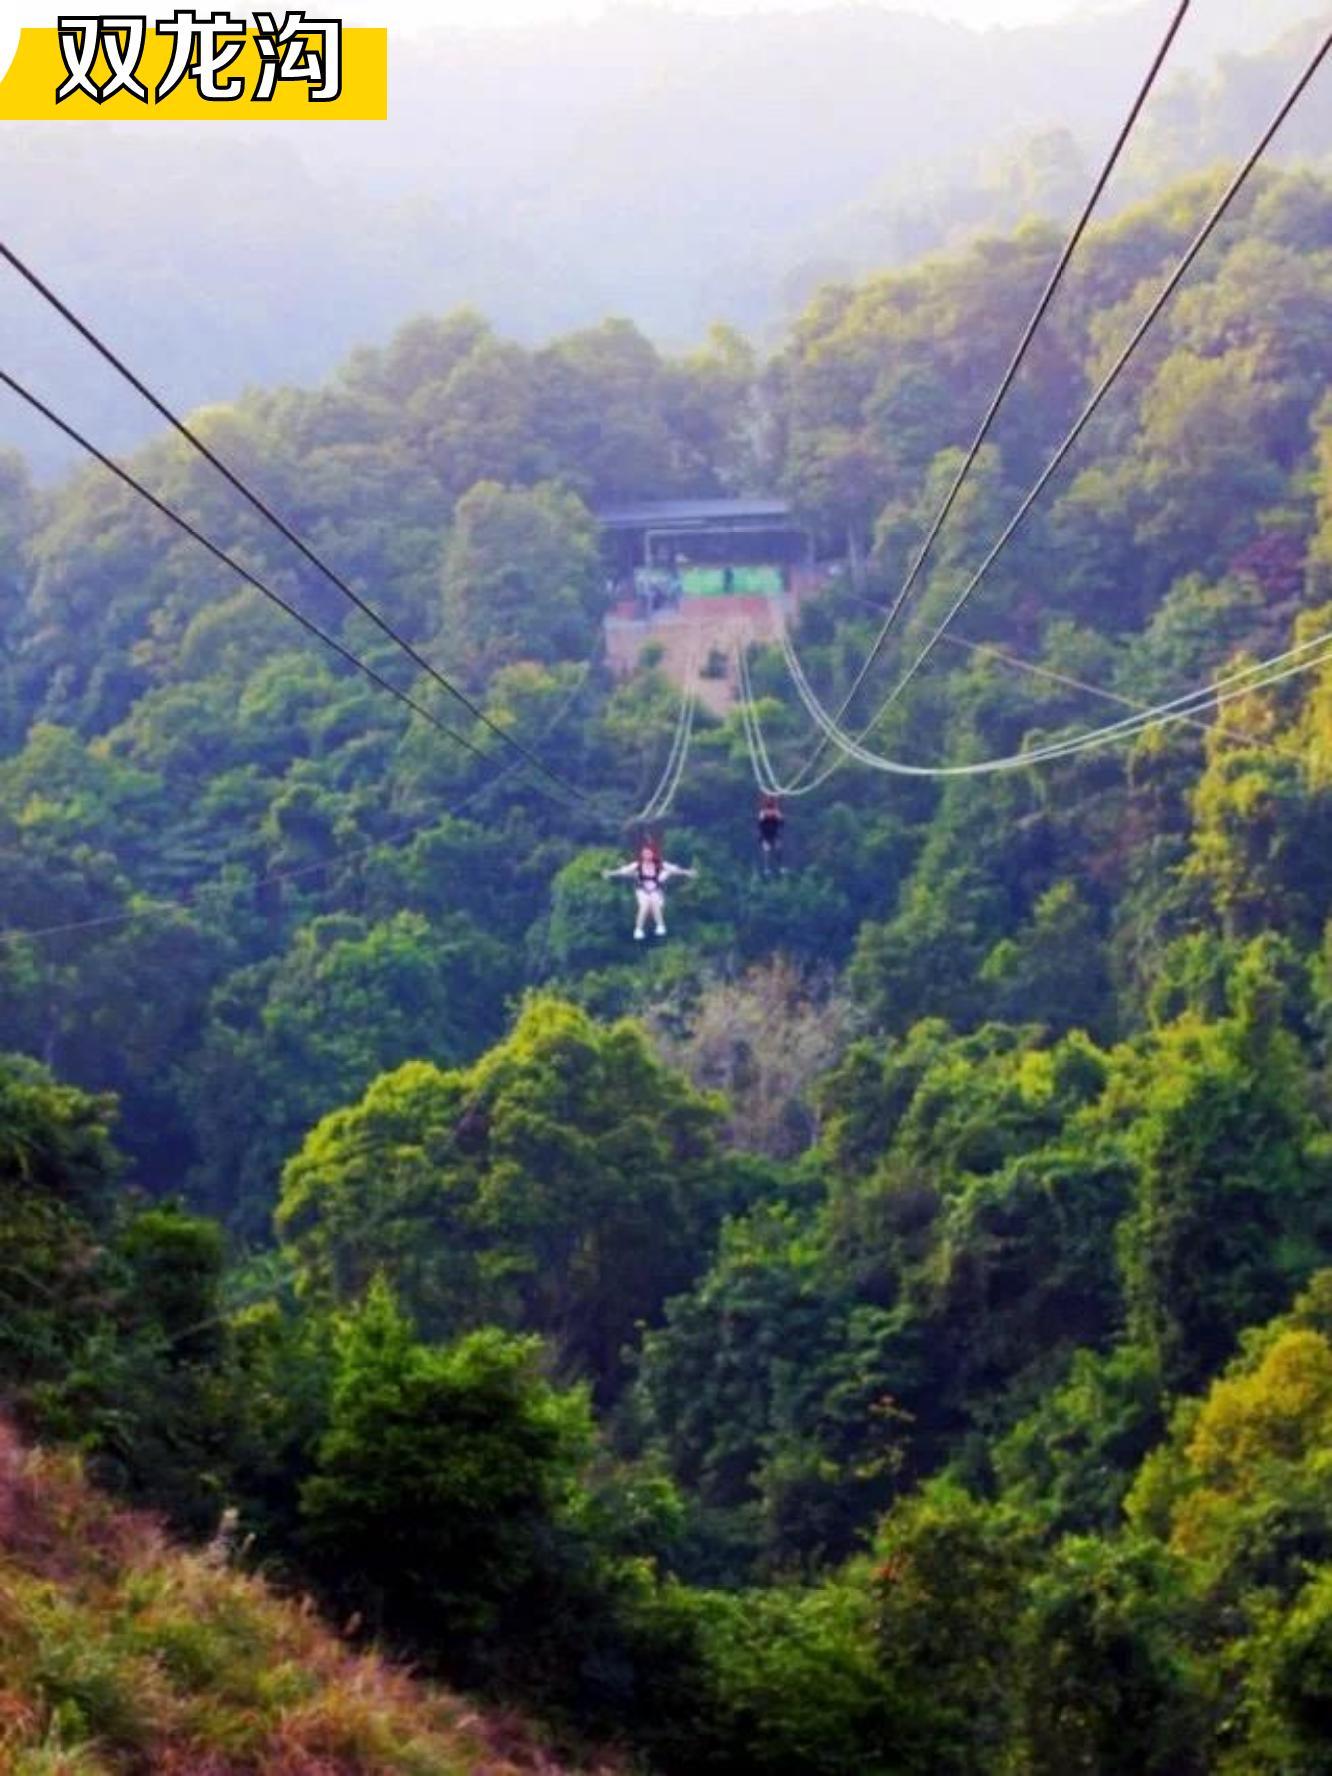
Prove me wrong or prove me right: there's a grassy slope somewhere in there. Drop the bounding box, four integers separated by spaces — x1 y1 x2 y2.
0 1424 613 1776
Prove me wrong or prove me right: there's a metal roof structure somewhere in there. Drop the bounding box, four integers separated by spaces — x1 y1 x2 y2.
596 497 794 530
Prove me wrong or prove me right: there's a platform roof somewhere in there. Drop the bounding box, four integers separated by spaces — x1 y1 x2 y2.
596 497 794 530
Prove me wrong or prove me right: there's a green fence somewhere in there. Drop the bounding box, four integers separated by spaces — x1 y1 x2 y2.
680 565 784 599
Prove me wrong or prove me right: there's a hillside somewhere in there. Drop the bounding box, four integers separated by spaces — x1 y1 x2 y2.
774 10 1332 300
5 4 1329 475
0 1421 605 1776
3 142 1332 1771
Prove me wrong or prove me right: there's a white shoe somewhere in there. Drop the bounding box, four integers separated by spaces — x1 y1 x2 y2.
634 928 646 941
654 925 666 938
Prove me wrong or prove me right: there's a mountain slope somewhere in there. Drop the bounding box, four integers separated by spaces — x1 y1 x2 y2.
9 1 1318 475
0 1421 609 1776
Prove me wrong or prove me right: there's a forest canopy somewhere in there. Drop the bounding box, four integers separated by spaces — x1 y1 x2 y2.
4 153 1332 1770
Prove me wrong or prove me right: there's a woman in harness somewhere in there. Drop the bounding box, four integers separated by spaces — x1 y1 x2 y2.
604 839 696 940
757 793 785 874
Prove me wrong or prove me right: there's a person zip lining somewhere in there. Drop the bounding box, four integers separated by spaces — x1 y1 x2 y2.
757 793 785 874
604 837 696 940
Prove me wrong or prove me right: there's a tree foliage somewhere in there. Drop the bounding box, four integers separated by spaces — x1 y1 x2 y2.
6 164 1332 1773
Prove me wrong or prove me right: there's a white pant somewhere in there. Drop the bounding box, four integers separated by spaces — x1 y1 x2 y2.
634 887 665 934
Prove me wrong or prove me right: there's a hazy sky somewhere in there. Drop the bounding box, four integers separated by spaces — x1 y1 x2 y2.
0 0 1134 53
355 0 1121 32
0 0 1135 94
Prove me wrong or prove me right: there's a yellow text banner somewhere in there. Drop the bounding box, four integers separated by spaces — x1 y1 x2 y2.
0 23 387 120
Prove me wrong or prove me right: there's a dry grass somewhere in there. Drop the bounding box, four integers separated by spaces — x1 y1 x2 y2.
0 1423 616 1776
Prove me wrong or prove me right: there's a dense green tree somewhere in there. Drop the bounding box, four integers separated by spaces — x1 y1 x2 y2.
187 908 510 1230
0 1054 120 1384
1011 1535 1211 1776
277 996 730 1393
0 1057 249 1533
867 1484 1038 1772
1235 1565 1332 1774
5 163 1332 1776
301 1279 595 1654
533 319 683 502
646 1577 896 1776
635 1205 892 1572
784 425 893 579
412 337 549 502
980 878 1112 1035
1128 1271 1332 1601
0 447 34 748
994 1342 1166 1534
440 479 602 677
1118 979 1332 1391
850 866 1009 1032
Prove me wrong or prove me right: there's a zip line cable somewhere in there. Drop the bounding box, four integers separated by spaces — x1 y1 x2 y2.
639 678 699 823
773 635 857 794
637 692 689 822
744 676 786 797
850 599 1267 751
736 656 767 788
763 26 1332 791
0 368 506 771
652 682 700 820
0 240 593 807
735 646 768 788
2 355 692 852
1 369 642 833
736 639 786 794
766 620 1125 783
0 660 598 947
756 609 1331 781
790 25 1332 776
653 689 698 819
636 638 700 823
786 0 1194 787
940 629 1221 738
934 630 1296 761
832 595 1289 759
12 14 1321 823
932 645 1331 774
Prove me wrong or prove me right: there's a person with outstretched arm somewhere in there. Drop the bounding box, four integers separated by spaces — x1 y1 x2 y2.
604 839 696 939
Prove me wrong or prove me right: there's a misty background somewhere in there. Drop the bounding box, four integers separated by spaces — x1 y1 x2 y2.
2 0 1329 476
